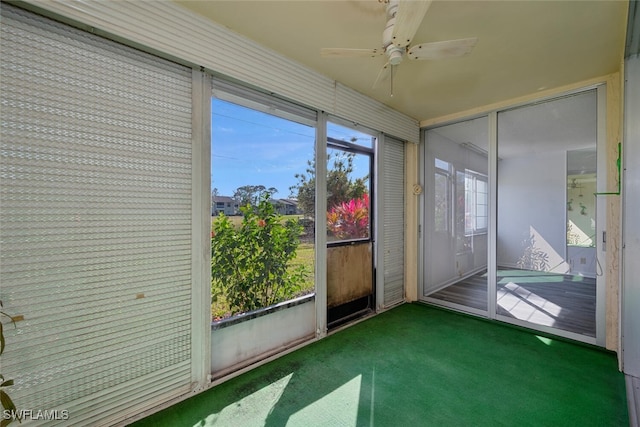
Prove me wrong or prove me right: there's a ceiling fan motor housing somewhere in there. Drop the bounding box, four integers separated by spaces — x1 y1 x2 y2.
385 44 404 65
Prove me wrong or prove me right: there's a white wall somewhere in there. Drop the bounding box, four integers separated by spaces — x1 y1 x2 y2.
497 152 568 272
623 55 640 377
567 246 597 277
211 299 315 378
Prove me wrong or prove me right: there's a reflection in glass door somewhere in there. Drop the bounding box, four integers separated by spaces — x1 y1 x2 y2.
423 117 489 314
496 90 600 338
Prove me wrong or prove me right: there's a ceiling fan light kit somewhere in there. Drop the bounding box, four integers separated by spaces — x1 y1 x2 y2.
321 0 478 95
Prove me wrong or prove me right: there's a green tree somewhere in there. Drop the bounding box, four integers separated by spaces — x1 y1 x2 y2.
290 151 368 219
211 194 306 314
233 185 278 210
291 160 315 218
211 187 219 214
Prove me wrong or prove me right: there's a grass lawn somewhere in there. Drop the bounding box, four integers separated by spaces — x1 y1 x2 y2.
289 243 315 292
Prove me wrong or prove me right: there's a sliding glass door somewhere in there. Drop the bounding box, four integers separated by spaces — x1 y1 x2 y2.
423 117 489 314
496 90 601 339
422 88 605 344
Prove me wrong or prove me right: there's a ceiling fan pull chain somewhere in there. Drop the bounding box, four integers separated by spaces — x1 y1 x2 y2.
391 65 394 97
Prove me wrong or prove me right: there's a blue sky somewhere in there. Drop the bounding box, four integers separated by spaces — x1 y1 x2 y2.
211 98 372 200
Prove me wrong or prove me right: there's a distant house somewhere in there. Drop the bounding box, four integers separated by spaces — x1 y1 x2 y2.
271 199 300 215
212 196 239 216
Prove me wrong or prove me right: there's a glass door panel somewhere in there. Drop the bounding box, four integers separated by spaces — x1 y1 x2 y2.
423 116 489 313
325 122 375 328
496 90 598 337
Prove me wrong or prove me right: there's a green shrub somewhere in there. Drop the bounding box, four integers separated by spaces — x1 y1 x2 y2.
211 195 307 316
326 194 369 240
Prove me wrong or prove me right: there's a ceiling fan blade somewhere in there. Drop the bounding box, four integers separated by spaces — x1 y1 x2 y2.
321 48 383 58
392 0 433 48
407 37 478 61
372 62 391 89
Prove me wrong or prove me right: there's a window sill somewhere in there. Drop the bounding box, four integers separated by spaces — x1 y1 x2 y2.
327 238 370 247
211 293 315 331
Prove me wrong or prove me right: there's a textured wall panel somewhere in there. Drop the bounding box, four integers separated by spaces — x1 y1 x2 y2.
0 4 193 425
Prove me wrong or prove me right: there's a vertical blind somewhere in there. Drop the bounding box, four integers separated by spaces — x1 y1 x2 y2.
0 4 194 425
383 137 406 307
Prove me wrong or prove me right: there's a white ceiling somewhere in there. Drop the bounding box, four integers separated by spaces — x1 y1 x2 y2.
175 0 627 123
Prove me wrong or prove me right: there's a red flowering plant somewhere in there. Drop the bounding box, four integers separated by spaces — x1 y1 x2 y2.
327 193 369 240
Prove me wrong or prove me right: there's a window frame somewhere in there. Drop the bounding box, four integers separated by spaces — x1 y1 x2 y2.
434 159 451 233
325 135 375 246
210 79 318 319
464 170 488 236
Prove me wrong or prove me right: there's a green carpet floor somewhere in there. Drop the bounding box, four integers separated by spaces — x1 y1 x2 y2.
131 303 628 427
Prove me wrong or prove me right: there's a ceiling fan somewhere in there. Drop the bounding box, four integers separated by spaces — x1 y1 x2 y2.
320 0 478 95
